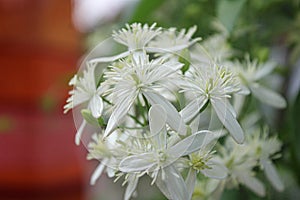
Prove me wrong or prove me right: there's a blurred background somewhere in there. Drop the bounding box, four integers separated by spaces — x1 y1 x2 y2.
0 0 299 199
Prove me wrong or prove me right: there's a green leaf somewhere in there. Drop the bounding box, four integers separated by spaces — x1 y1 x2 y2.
81 109 100 127
129 0 166 23
217 0 246 33
179 48 191 74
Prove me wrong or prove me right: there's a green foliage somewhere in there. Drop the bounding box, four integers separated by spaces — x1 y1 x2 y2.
217 0 246 33
129 0 166 23
81 109 101 127
179 48 191 74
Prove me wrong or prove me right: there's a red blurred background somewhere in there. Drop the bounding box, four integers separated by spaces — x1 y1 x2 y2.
0 0 90 199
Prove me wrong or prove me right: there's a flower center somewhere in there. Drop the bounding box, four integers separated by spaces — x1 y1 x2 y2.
189 154 212 171
156 150 167 164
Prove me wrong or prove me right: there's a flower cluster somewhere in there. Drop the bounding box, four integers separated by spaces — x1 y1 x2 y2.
64 23 286 200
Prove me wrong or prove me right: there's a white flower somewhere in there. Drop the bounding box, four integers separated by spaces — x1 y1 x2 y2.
180 64 245 143
219 138 266 197
89 23 161 64
122 173 139 200
102 52 186 138
113 23 161 51
64 64 103 117
88 23 201 65
87 133 122 184
234 57 286 108
185 151 227 200
191 33 231 64
119 104 216 200
64 64 105 145
246 129 284 192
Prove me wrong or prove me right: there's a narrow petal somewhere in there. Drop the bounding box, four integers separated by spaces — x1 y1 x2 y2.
250 83 286 108
149 104 167 136
146 37 201 53
185 169 197 200
225 99 237 118
119 152 156 173
211 180 226 200
89 51 130 64
144 91 187 135
149 104 167 149
180 97 208 123
155 174 172 199
233 94 245 117
103 93 136 138
75 120 87 145
261 158 284 191
90 159 107 185
89 95 103 118
167 130 215 159
124 174 139 200
254 61 276 81
201 160 227 179
158 165 189 200
211 98 244 144
239 174 266 197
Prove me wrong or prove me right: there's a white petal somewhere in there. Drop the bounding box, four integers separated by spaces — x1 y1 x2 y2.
210 180 226 200
146 37 201 53
124 174 139 200
211 98 244 144
103 94 136 138
90 159 107 185
167 130 215 159
180 97 208 123
233 94 245 117
201 160 227 179
89 51 130 64
237 85 250 95
119 153 156 173
149 104 167 136
225 99 237 118
149 104 167 149
239 174 266 197
155 174 172 199
254 61 276 81
261 158 284 191
185 169 197 200
75 120 87 145
157 165 189 200
144 91 187 135
89 95 103 118
250 83 286 108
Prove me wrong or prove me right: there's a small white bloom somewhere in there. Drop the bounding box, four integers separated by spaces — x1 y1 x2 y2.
113 23 161 51
219 138 266 197
102 52 186 138
87 133 116 185
191 33 231 64
89 23 201 65
185 151 227 200
119 104 215 200
64 64 104 117
64 64 105 145
89 23 161 64
234 57 286 108
180 64 245 143
246 129 284 191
